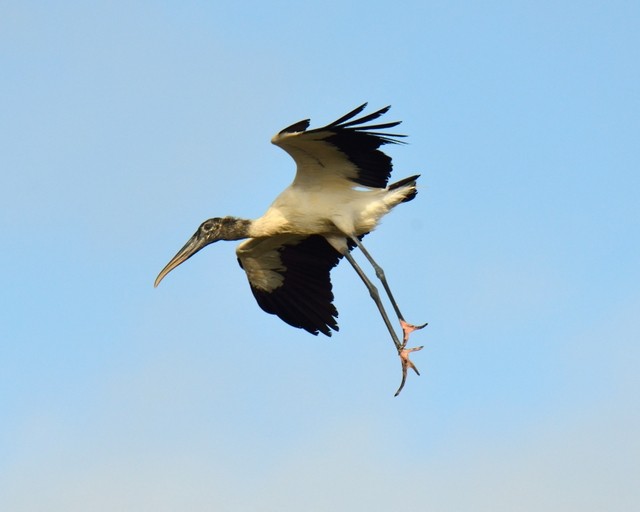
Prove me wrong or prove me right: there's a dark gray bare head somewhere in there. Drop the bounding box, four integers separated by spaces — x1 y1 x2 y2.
154 216 251 287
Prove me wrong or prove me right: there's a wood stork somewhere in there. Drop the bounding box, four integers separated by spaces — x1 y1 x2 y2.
155 103 426 395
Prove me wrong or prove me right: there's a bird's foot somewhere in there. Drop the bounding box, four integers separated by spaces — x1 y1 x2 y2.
394 344 424 397
400 319 428 343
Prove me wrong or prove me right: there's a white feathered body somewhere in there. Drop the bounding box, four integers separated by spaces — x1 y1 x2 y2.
249 180 414 253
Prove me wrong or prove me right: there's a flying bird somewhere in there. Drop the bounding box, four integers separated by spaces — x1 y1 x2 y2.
155 103 426 395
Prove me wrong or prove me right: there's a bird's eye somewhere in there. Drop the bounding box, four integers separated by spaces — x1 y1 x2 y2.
202 222 212 232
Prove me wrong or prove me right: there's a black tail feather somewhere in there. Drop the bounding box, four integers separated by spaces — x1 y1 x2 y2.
389 174 420 203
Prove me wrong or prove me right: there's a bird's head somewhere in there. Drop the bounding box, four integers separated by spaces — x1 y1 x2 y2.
154 217 249 287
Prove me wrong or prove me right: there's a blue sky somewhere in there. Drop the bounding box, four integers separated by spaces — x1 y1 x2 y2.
1 1 639 510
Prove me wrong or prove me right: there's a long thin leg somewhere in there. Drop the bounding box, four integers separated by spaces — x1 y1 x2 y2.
349 236 427 342
343 251 402 351
343 251 423 396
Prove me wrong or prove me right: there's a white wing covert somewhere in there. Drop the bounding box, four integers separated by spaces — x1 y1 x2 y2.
271 103 406 189
236 235 355 336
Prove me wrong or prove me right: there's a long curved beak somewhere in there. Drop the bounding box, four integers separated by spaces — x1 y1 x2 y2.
154 233 208 287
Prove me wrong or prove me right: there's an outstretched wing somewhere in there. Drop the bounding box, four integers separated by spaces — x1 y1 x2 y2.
271 103 406 189
236 234 357 336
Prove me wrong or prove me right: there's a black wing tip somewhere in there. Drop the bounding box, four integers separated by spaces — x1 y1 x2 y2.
311 320 339 337
253 287 338 337
326 103 369 128
281 103 403 138
329 103 393 128
319 103 406 141
279 119 311 135
247 236 343 338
